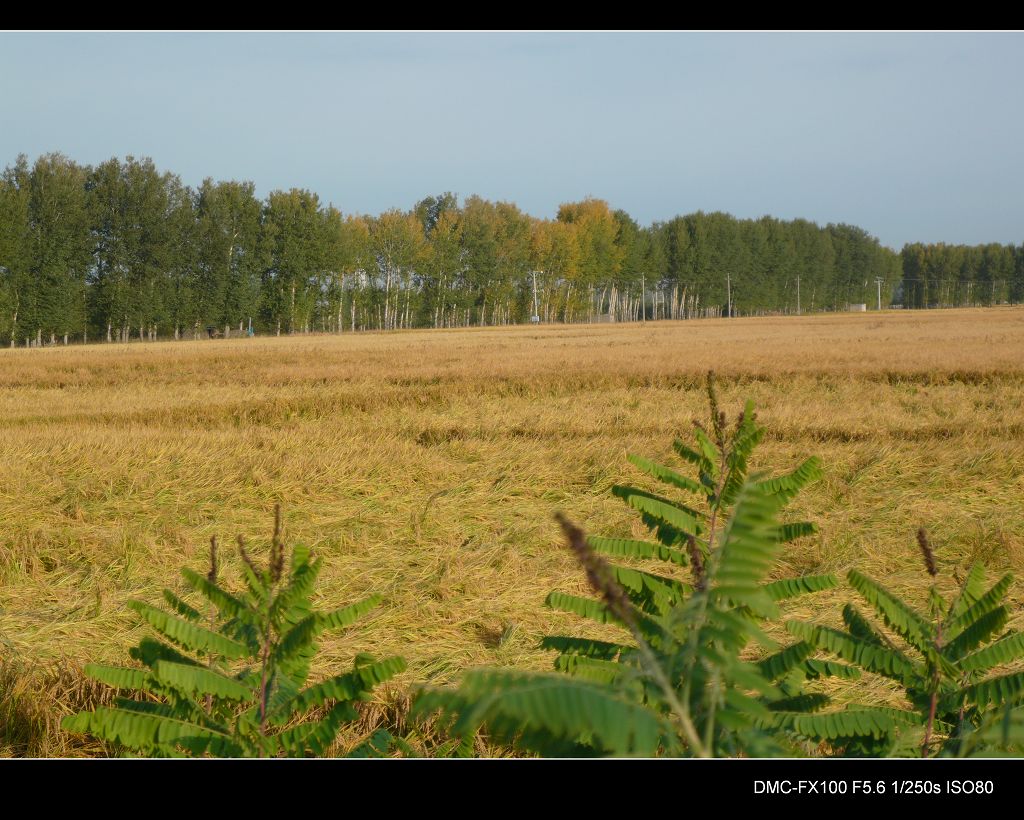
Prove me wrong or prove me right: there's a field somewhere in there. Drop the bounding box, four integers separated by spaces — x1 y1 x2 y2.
3 307 1024 755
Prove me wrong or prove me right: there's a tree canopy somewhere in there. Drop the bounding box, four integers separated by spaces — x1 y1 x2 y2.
2 152 1018 346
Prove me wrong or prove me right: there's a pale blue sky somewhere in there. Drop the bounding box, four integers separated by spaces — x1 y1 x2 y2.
1 31 1022 249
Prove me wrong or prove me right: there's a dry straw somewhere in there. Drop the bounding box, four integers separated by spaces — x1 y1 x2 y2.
2 307 1024 754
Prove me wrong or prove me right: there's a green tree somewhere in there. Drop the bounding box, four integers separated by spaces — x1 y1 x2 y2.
27 153 91 344
195 179 264 338
261 189 327 335
0 155 32 346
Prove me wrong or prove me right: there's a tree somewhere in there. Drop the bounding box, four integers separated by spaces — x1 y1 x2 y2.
261 189 327 335
87 157 181 342
195 179 264 338
558 199 623 321
0 155 32 346
27 153 91 344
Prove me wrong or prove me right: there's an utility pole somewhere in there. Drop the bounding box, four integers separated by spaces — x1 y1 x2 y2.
726 272 731 318
531 270 539 323
796 275 801 315
875 277 884 311
641 273 646 323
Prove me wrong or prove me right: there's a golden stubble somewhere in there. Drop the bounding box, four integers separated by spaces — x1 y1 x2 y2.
1 307 1023 753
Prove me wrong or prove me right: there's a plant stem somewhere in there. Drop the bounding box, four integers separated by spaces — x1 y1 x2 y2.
923 691 938 758
922 620 943 757
627 626 710 758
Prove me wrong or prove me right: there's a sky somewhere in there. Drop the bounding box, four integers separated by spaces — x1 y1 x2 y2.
1 31 1022 249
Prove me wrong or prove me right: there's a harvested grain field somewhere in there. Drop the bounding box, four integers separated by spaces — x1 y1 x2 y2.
3 307 1024 754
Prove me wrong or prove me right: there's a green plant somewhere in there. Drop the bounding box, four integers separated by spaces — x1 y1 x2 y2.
955 704 1024 757
62 507 407 757
415 376 892 757
788 529 1024 756
544 374 842 690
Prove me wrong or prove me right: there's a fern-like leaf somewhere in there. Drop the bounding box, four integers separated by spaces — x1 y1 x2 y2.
627 454 710 496
943 607 1010 663
539 636 630 660
611 486 703 537
62 707 241 756
959 632 1024 674
417 670 671 757
787 622 917 682
127 601 249 659
764 574 838 602
756 457 823 503
847 571 935 656
281 656 407 718
587 535 688 566
151 661 253 700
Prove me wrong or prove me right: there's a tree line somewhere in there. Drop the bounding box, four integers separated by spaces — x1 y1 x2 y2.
901 242 1022 308
0 152 1020 346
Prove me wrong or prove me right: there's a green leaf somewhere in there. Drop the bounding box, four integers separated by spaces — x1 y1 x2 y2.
756 457 823 503
417 670 670 757
959 632 1024 674
945 574 1014 639
127 601 249 659
152 661 253 700
83 664 152 691
554 654 635 688
274 595 383 667
842 604 888 647
626 453 710 496
767 693 831 713
847 571 935 656
757 642 813 681
129 637 201 669
769 708 913 740
943 607 1009 663
281 656 407 718
545 592 623 627
787 621 917 682
587 535 689 566
711 482 785 618
947 563 987 623
610 564 689 616
958 705 1024 755
273 702 358 757
764 574 837 602
776 521 818 543
317 595 383 632
346 727 397 759
540 636 631 660
944 670 1024 712
162 589 201 622
799 659 862 681
180 568 252 624
62 707 241 756
269 553 323 626
611 485 703 538
692 428 721 476
672 438 707 469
